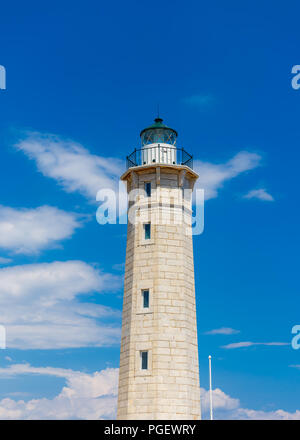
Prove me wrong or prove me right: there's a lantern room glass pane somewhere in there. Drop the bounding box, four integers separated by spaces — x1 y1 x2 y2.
142 129 177 146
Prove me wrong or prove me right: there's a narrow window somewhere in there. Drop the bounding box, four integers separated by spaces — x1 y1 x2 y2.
141 351 148 370
142 289 149 308
145 182 151 197
144 223 151 240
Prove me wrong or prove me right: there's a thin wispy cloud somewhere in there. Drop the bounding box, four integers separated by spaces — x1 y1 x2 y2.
15 132 124 202
205 327 240 335
112 262 125 272
0 257 12 265
243 188 274 202
183 93 215 109
221 341 290 349
0 205 82 255
194 151 262 200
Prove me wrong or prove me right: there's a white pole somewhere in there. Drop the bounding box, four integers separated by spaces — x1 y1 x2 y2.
208 355 213 420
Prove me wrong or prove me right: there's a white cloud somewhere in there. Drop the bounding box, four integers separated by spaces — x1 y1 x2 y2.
0 205 82 255
243 188 274 201
0 261 121 349
201 387 300 420
194 151 262 200
221 341 290 349
16 133 264 207
232 408 300 420
15 133 124 201
0 364 298 420
205 327 240 335
0 363 118 420
201 387 240 412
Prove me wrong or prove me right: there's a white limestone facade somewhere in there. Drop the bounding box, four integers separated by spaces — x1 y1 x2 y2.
117 163 201 420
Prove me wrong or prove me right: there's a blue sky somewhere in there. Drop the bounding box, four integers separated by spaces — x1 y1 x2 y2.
0 0 300 419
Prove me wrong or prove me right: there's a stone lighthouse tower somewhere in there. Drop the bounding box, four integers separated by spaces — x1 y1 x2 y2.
117 117 201 420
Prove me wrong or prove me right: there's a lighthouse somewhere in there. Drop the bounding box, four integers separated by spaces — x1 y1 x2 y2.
117 117 201 420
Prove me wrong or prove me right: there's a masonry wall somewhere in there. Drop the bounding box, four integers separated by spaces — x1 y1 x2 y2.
117 165 201 420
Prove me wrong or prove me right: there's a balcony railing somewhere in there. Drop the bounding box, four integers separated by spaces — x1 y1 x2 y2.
126 146 193 170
